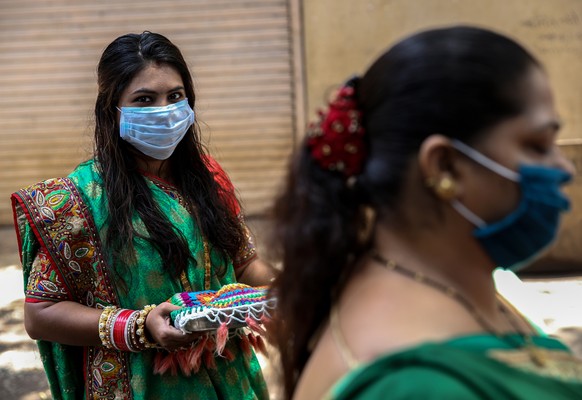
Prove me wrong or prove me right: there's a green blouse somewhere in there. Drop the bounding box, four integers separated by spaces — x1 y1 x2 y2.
328 334 582 399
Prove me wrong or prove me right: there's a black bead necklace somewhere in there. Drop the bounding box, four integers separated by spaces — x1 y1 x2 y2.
370 250 546 366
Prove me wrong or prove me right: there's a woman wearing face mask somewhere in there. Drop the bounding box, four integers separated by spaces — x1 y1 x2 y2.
11 31 275 399
271 26 582 399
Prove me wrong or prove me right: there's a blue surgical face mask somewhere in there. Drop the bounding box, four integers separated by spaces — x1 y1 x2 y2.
450 140 572 271
118 99 195 160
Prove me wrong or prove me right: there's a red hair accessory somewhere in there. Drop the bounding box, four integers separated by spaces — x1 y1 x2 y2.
306 83 366 178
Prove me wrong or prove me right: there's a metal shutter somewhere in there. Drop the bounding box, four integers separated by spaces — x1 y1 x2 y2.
0 0 299 224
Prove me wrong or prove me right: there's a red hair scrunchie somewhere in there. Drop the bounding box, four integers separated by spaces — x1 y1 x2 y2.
306 84 366 179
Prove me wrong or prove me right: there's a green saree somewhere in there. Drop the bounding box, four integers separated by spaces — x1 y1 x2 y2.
327 334 582 399
12 159 268 400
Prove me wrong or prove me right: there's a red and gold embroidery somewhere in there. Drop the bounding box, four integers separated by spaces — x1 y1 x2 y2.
13 177 132 399
25 247 71 301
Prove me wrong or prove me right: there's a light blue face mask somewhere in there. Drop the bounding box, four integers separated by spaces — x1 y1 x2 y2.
118 99 195 160
450 140 572 272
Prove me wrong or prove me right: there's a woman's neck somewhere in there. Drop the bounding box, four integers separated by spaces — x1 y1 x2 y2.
135 156 172 182
372 222 499 317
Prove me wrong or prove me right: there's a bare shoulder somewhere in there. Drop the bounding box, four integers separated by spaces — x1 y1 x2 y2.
294 263 484 399
293 325 349 400
342 265 481 352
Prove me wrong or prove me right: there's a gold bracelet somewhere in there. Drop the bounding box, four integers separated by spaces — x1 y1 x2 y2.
98 306 118 349
135 304 157 349
126 310 141 352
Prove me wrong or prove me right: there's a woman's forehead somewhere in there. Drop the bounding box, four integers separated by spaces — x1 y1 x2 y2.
125 64 183 93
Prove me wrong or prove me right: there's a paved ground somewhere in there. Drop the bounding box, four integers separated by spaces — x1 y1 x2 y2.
0 226 52 399
1 221 581 399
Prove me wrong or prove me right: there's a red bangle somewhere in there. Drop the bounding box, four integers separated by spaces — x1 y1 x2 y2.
108 309 123 349
112 309 133 351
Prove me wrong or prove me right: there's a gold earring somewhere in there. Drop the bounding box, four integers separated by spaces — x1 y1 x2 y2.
434 175 457 200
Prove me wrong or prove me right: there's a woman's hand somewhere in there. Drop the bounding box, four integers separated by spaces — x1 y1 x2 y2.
144 302 203 351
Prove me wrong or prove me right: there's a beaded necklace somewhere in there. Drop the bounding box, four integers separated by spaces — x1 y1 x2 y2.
370 250 547 367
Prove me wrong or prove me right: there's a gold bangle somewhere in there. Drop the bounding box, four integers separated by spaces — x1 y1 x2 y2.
135 304 157 349
98 306 118 349
125 310 141 352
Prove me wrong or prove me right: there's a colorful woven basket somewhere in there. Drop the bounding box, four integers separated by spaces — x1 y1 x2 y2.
154 283 275 376
170 283 275 333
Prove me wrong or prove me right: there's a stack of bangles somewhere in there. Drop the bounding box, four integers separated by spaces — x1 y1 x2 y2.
98 304 158 352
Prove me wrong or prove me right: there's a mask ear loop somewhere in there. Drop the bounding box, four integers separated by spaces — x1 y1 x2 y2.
448 140 521 228
450 199 486 227
451 140 520 182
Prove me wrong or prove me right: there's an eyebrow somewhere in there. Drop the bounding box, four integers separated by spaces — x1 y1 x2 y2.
130 86 185 95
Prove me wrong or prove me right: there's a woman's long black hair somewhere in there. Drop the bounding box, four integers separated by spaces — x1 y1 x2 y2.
94 31 244 283
271 26 540 398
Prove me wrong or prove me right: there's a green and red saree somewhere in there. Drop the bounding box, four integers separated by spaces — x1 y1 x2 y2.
12 158 268 400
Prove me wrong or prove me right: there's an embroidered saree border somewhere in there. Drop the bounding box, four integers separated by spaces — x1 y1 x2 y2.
25 247 71 302
11 177 132 399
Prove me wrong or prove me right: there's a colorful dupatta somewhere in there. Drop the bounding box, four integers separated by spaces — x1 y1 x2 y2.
12 159 268 400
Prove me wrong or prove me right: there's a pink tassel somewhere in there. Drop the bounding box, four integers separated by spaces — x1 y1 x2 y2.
255 335 269 357
188 336 208 373
205 336 216 351
222 347 235 362
247 332 258 349
197 337 217 369
168 354 179 376
153 351 178 376
239 333 252 357
153 351 166 375
246 317 267 336
215 322 229 356
203 349 217 369
176 348 192 376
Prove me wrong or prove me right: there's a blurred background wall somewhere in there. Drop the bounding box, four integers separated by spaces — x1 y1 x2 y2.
302 0 582 274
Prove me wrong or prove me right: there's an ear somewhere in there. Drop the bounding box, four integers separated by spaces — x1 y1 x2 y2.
418 134 462 200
